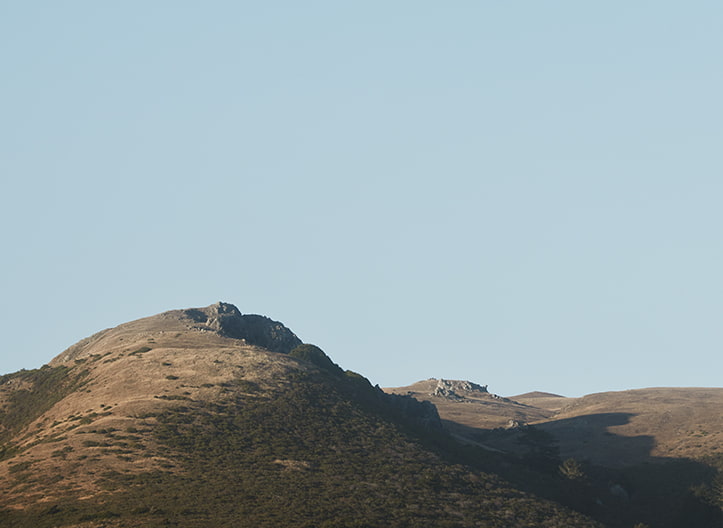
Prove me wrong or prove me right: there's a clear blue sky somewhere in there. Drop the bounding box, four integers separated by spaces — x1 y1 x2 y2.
2 2 721 397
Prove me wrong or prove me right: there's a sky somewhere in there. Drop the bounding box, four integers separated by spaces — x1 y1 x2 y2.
1 2 722 397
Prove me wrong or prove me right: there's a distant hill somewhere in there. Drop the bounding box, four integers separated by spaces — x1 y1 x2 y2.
386 378 558 431
512 391 567 400
0 303 599 528
386 379 723 527
388 380 723 466
539 387 723 466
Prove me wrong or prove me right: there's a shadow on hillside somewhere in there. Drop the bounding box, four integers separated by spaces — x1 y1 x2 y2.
442 412 722 528
447 412 663 467
536 412 653 467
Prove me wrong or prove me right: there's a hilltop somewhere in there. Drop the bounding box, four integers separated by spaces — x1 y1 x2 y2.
386 378 556 431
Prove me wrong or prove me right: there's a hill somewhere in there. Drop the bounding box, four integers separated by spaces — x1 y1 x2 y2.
538 387 723 466
386 379 723 527
0 303 599 528
387 380 723 466
386 378 560 432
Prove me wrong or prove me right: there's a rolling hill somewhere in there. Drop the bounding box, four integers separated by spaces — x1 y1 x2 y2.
386 379 723 527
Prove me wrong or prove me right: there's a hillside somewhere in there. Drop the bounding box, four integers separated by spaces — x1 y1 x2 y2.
0 303 600 528
387 379 723 466
538 387 723 466
386 379 723 527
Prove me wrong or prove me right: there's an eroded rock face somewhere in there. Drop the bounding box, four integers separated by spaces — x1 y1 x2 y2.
192 302 302 354
433 379 489 399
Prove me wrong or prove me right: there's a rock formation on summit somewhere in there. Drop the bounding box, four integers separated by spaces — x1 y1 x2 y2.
433 379 489 399
51 302 302 366
179 302 302 354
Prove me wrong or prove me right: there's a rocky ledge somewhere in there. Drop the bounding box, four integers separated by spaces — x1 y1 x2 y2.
180 302 302 354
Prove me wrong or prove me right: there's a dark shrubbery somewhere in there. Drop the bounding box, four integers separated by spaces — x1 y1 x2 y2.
289 344 344 376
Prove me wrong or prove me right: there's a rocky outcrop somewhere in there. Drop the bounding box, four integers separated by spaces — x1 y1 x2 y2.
432 379 488 399
504 419 527 429
185 302 302 354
